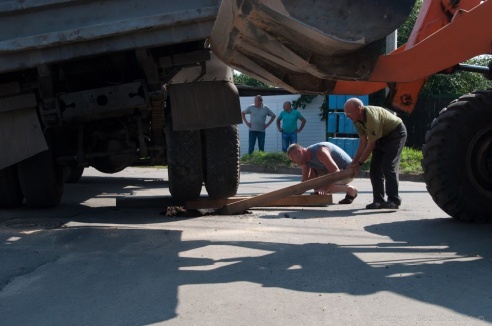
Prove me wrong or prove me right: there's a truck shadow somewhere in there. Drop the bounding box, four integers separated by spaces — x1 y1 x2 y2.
1 214 491 324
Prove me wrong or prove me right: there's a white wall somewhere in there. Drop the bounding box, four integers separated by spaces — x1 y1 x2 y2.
239 95 326 156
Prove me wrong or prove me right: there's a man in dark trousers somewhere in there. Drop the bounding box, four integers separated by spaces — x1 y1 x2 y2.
343 98 407 209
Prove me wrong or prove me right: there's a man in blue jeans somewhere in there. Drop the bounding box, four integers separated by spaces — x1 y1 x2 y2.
276 101 306 152
241 95 276 154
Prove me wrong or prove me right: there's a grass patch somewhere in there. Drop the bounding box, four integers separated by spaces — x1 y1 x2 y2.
241 151 295 168
398 147 423 174
241 147 423 174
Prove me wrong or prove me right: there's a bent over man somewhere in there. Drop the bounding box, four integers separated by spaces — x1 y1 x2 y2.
344 98 407 209
287 142 358 204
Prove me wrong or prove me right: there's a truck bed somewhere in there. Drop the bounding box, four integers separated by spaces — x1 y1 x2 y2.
0 0 219 74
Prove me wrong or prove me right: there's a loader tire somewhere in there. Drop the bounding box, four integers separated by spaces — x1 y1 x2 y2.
422 89 492 223
17 150 64 208
165 116 203 202
202 125 240 199
0 165 23 208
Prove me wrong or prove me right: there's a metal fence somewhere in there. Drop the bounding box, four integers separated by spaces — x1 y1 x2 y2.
400 96 457 149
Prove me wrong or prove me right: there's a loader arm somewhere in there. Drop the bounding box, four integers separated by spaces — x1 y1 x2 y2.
211 0 492 113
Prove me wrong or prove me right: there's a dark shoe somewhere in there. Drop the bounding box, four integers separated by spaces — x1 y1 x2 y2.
339 193 357 204
381 201 399 209
366 202 384 209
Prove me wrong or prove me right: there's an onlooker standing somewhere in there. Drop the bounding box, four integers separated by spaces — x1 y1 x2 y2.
276 101 306 152
241 95 276 154
343 97 407 209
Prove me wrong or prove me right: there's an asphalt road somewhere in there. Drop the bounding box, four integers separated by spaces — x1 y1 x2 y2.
0 167 491 326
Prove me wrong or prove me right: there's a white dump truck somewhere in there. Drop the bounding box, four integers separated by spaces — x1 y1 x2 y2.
0 0 242 208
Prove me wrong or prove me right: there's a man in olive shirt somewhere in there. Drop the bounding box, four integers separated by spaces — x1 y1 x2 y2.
344 98 407 209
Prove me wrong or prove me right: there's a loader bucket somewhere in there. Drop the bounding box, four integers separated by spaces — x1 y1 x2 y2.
210 0 415 93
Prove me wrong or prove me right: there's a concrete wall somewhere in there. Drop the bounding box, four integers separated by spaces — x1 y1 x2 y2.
238 95 326 156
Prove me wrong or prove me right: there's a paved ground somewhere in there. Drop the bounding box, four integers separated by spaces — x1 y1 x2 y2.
0 167 491 325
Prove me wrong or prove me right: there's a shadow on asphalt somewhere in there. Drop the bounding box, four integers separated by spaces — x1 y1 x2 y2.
1 217 491 324
1 175 491 324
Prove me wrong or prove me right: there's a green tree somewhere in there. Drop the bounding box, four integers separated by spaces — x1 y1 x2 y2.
233 72 271 88
396 0 492 99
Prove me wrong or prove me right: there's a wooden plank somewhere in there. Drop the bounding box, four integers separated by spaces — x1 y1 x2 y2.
116 196 182 209
116 194 333 209
185 194 332 210
221 168 356 215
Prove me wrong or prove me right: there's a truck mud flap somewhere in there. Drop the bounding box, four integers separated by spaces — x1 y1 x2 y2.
0 104 47 170
168 81 242 131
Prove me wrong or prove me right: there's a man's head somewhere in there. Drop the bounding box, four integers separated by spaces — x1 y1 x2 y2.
282 101 292 112
287 143 305 164
254 95 263 107
344 98 364 122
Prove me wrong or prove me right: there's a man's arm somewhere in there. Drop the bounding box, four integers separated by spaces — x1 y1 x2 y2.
276 116 282 132
241 111 251 128
350 136 375 169
265 114 276 129
300 163 310 182
297 116 306 133
317 146 340 173
358 140 376 164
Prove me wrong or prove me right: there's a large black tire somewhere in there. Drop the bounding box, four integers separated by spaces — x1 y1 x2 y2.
202 125 240 198
0 165 23 208
65 165 84 183
17 150 64 208
422 90 492 223
165 118 203 201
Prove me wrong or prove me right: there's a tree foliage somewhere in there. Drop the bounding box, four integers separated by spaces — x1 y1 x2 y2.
233 72 271 88
396 0 492 99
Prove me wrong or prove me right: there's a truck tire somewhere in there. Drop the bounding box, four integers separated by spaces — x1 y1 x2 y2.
65 165 84 183
422 90 492 223
202 125 240 198
0 165 23 208
165 125 203 202
17 150 64 208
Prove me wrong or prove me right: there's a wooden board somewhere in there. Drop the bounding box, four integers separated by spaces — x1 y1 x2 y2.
116 194 333 209
221 168 355 214
185 194 332 210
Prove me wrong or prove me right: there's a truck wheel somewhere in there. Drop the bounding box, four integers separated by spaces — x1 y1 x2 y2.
17 150 64 208
202 125 240 198
0 165 23 208
65 165 84 183
422 90 492 223
165 124 203 201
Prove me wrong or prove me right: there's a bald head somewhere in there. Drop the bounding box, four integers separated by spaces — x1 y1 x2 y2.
283 101 292 111
344 97 364 122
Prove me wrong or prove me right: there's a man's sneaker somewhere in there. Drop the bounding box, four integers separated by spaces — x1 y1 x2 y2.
381 201 399 209
366 202 384 209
